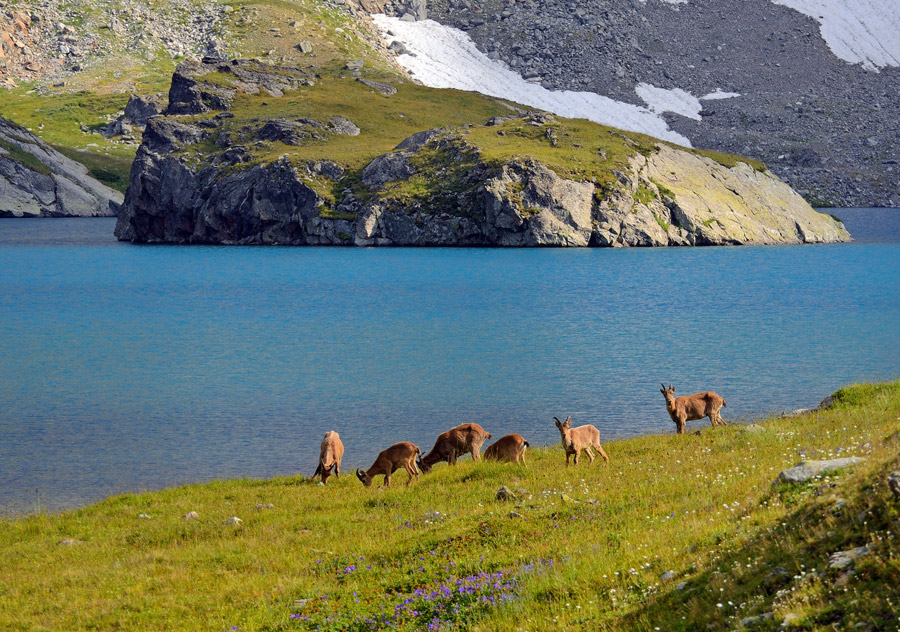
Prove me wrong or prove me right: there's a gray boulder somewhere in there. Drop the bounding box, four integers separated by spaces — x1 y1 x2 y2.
357 78 398 95
828 546 870 569
329 116 360 136
774 458 866 485
361 152 415 188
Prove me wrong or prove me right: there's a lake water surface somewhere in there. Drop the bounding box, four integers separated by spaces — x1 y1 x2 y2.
1 209 898 514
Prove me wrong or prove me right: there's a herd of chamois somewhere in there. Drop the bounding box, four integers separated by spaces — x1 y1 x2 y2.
310 385 727 487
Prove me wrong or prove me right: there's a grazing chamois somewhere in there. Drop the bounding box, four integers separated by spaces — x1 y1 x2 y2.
311 431 344 485
417 423 492 473
659 383 727 434
484 434 530 466
554 416 609 466
356 441 421 488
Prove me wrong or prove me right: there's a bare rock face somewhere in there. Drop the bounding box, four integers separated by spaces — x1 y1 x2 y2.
0 116 123 217
480 161 593 246
592 145 850 247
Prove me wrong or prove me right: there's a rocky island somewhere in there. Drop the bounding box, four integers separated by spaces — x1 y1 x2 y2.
114 58 848 247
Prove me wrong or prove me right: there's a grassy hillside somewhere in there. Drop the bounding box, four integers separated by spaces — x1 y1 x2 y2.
1 381 898 631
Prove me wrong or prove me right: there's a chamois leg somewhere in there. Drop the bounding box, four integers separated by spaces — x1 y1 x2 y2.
595 442 609 463
382 473 391 488
717 411 727 426
311 464 322 482
584 446 596 464
405 462 418 486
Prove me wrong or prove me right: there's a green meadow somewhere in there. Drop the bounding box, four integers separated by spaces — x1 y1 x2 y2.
1 382 898 631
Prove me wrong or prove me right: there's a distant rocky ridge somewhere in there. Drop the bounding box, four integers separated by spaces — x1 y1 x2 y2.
373 0 900 208
0 116 122 217
114 58 848 246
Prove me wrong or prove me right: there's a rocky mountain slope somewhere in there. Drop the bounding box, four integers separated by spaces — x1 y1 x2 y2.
0 116 122 216
406 0 900 207
113 58 848 246
2 0 896 208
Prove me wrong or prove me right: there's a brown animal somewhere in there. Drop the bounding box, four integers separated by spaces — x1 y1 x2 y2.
659 383 727 434
483 434 530 466
311 431 344 484
417 423 492 473
553 416 609 466
356 441 421 488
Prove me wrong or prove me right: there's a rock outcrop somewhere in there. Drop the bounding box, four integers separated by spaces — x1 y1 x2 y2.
115 60 850 246
0 116 123 217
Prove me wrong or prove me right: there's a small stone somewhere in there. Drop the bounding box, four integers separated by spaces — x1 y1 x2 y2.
253 503 274 510
345 59 364 71
225 516 243 526
58 538 81 546
828 546 870 569
740 612 773 627
676 581 687 591
297 41 313 54
137 513 152 519
660 570 676 581
514 488 531 498
888 471 900 497
183 511 200 520
819 394 835 409
293 598 309 608
509 511 524 519
496 486 517 501
782 613 802 627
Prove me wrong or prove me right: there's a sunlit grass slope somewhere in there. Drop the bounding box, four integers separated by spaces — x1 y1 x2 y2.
1 382 898 630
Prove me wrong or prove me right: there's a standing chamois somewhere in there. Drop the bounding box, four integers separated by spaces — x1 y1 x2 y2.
554 416 609 466
659 383 727 434
417 423 492 473
311 431 344 484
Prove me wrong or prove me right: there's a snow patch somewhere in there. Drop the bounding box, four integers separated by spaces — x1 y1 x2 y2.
371 15 693 146
635 83 702 120
770 0 900 70
702 90 741 100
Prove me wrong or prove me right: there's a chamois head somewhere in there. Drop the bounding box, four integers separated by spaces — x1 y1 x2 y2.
660 383 676 406
553 415 572 434
415 454 431 474
355 468 371 487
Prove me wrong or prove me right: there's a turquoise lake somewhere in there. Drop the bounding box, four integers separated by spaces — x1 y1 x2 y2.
1 209 898 514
